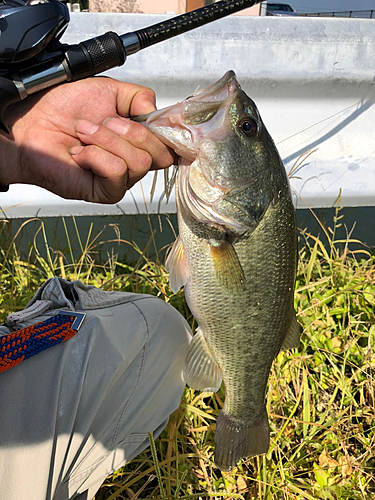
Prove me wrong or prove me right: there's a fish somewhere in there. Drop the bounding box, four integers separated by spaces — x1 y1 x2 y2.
135 71 299 471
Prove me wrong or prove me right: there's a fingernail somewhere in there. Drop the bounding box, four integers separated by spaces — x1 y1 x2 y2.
70 146 84 155
104 117 131 136
75 119 99 135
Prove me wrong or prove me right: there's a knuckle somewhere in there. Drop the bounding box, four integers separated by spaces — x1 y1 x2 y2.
138 151 152 171
104 134 120 151
160 149 175 168
133 123 149 144
87 145 103 164
111 156 126 173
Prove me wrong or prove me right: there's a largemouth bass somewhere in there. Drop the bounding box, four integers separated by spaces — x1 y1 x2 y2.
136 71 299 471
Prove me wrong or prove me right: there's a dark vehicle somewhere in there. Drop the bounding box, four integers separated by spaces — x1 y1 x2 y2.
266 3 300 16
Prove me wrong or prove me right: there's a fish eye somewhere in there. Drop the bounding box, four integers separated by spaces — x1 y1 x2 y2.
238 117 258 137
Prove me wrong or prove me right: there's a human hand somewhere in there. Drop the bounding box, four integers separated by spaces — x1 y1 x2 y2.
0 77 174 203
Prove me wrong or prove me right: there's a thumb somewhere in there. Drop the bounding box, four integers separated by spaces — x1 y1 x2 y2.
129 87 157 116
113 80 157 118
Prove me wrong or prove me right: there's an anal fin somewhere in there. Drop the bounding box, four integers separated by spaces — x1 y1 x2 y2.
280 312 300 351
165 236 188 293
184 327 222 392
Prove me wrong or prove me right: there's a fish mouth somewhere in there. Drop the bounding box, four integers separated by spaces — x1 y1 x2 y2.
185 70 240 103
135 71 240 161
135 71 252 232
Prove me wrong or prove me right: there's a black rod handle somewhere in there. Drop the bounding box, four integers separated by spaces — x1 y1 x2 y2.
66 31 126 81
0 32 126 132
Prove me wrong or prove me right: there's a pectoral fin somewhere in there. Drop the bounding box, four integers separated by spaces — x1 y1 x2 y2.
280 312 300 351
165 236 188 293
184 327 222 392
210 240 245 292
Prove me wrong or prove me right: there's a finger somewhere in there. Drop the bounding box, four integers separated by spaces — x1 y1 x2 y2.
115 82 157 117
74 118 172 173
70 144 131 203
73 120 154 188
103 117 174 169
69 145 84 155
130 87 157 116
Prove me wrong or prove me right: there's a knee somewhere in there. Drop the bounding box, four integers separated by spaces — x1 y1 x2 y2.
135 296 192 364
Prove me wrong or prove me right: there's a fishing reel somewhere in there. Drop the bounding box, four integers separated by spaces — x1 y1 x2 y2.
0 0 69 67
0 0 129 131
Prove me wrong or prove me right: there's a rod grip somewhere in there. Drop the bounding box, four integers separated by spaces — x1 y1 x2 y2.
65 31 126 81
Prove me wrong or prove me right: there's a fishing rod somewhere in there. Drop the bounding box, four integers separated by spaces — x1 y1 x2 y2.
0 0 262 131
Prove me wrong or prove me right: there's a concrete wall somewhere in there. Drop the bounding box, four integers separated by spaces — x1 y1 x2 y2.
1 14 374 219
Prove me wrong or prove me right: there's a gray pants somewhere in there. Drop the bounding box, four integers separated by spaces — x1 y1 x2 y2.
0 278 191 500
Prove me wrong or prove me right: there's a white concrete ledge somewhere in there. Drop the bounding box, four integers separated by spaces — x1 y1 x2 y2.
1 14 374 217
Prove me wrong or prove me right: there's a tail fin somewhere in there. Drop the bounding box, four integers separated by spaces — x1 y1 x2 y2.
214 409 269 471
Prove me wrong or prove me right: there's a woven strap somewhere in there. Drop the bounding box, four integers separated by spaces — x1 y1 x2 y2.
0 311 85 373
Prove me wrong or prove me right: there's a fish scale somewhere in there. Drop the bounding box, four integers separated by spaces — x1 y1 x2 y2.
136 70 300 471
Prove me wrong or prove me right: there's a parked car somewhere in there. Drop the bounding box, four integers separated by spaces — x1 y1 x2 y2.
266 3 300 16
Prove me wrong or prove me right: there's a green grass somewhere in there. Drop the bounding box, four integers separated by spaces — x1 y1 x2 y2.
0 207 374 500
